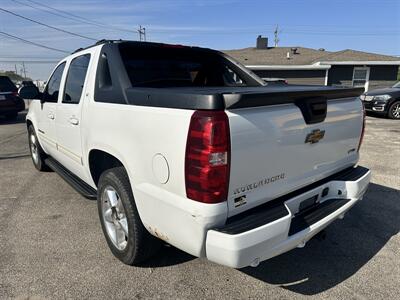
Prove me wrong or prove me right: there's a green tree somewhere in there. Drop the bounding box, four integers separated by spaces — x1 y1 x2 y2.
0 70 31 82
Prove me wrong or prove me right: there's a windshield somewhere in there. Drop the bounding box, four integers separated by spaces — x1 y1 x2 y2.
393 82 400 88
119 44 258 88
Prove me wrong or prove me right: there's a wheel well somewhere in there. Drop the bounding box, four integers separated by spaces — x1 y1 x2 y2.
88 150 124 186
26 119 33 129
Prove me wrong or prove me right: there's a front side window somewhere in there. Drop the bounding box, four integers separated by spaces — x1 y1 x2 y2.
43 62 66 103
63 54 90 104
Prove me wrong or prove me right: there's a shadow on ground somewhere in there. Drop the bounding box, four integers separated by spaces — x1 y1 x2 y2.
241 183 399 295
139 244 195 268
0 153 30 160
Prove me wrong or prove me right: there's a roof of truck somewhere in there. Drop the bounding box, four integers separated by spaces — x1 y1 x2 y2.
72 39 215 55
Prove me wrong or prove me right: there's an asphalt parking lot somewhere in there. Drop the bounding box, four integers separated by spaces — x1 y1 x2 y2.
0 112 399 299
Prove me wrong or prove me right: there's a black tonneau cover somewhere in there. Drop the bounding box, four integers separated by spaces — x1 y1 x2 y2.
125 85 364 110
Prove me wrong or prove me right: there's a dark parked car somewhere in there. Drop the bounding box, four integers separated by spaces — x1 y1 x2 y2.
21 80 36 87
0 76 25 120
361 82 400 119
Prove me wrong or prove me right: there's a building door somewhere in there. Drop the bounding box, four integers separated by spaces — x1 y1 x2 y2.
352 67 370 91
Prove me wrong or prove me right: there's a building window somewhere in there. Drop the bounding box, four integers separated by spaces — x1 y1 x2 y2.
352 67 370 91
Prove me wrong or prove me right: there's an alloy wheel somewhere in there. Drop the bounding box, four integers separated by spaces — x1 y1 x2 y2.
391 103 400 119
101 186 129 251
29 132 39 165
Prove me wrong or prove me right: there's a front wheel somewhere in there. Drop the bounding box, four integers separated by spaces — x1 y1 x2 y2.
388 101 400 119
28 125 49 171
97 167 161 265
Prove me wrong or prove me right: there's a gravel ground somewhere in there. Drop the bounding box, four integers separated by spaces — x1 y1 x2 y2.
0 112 399 299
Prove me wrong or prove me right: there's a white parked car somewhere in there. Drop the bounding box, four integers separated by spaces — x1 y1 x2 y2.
21 40 371 268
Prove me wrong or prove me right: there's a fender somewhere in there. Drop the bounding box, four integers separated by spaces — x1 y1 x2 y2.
26 115 48 155
86 143 135 190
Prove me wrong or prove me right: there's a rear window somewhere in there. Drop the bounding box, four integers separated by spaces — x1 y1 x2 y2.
119 44 247 88
0 76 17 92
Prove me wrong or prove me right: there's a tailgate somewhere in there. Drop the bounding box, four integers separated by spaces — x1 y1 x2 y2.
226 96 363 217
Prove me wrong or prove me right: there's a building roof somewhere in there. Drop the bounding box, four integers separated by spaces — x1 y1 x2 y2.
223 47 400 66
318 49 399 62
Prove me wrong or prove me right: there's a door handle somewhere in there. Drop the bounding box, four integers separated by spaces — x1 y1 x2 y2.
69 117 79 125
48 113 55 120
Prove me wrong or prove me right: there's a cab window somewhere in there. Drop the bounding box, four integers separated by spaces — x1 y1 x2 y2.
119 45 248 88
43 62 66 103
63 54 91 104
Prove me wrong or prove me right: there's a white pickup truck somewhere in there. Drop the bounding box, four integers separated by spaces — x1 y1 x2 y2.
21 40 371 268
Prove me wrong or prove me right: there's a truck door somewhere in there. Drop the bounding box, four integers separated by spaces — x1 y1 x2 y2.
37 62 66 155
55 53 91 177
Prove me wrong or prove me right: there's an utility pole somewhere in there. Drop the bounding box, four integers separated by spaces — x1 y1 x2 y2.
138 25 146 41
14 64 18 76
22 62 27 79
274 25 280 47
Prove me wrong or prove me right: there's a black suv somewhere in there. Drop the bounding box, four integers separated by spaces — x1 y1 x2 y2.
0 76 25 120
361 82 400 119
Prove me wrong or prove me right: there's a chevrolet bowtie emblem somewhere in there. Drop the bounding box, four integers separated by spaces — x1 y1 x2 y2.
305 129 325 144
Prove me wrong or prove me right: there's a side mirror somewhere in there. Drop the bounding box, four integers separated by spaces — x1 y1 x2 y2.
18 86 40 100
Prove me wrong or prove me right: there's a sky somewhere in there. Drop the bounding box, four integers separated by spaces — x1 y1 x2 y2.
0 0 399 80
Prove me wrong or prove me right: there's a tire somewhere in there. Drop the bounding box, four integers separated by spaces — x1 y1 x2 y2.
97 167 161 265
388 101 400 119
28 125 49 171
5 112 18 120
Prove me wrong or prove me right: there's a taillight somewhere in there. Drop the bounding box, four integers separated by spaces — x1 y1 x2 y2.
12 91 18 97
185 110 230 204
357 101 366 152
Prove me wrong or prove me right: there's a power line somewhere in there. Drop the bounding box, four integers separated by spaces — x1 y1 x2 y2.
0 7 97 41
9 1 398 38
10 0 92 25
22 0 138 34
0 30 70 53
26 0 116 27
146 29 398 37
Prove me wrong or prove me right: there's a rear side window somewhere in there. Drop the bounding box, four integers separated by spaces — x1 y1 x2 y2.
43 62 66 103
63 54 90 104
119 45 247 88
0 76 17 92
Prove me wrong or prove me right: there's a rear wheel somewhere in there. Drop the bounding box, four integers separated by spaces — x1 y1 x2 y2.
97 167 161 265
388 101 400 119
28 125 49 171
